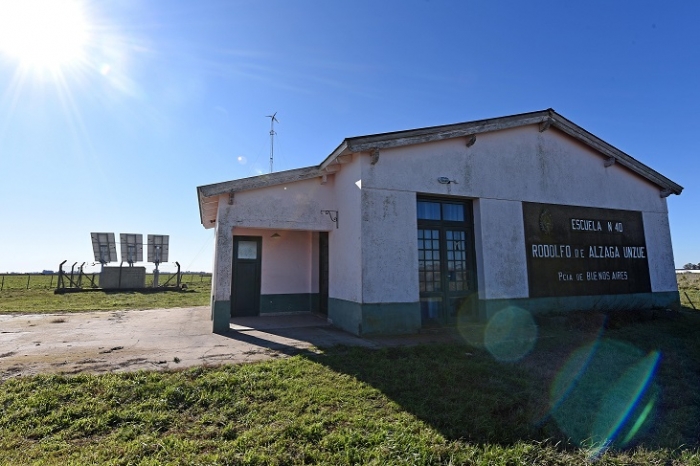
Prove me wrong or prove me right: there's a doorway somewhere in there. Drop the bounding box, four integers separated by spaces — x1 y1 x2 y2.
417 197 477 326
319 232 329 315
231 236 262 317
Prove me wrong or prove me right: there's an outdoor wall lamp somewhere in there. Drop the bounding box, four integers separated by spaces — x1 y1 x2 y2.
321 210 339 229
270 233 281 239
437 177 458 185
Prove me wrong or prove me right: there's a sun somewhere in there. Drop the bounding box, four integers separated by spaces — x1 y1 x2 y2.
0 0 90 70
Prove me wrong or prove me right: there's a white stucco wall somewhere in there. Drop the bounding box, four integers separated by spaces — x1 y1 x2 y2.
212 196 234 302
328 155 363 303
642 209 678 292
232 227 315 295
226 176 337 231
473 198 529 299
360 184 419 303
359 124 673 301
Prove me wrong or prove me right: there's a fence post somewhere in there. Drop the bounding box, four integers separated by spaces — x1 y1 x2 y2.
49 275 54 289
1 275 3 291
26 274 31 289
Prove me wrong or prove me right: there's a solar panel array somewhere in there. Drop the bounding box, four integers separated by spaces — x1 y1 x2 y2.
90 232 169 265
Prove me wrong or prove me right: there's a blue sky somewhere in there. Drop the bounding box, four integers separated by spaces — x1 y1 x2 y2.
0 0 698 273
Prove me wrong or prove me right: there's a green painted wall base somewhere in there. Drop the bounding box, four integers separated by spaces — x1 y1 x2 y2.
328 298 362 336
362 302 422 335
216 291 679 335
212 300 231 334
327 292 680 336
260 293 319 314
478 291 681 320
328 298 421 336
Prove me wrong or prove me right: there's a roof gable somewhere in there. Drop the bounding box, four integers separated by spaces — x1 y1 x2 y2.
197 109 682 227
321 109 682 196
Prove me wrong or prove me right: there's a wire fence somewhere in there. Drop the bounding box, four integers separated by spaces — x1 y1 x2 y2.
0 273 212 291
5 271 697 307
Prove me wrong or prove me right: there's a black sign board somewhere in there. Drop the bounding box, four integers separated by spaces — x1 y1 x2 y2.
522 202 651 298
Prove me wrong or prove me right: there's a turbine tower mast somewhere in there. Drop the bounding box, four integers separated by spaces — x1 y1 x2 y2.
266 112 279 173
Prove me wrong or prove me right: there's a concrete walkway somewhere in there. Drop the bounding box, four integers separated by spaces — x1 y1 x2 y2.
0 307 456 379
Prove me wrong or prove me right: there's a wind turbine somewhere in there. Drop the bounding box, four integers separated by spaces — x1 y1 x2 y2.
266 112 279 173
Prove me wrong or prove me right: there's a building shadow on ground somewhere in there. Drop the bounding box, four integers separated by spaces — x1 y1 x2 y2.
215 316 554 447
215 311 700 452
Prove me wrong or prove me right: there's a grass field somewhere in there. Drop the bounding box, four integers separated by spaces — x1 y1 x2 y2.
1 272 696 313
0 272 211 290
1 310 700 464
0 273 212 313
678 272 700 309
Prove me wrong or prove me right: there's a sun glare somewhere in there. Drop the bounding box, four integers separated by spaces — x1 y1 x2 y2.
0 0 89 70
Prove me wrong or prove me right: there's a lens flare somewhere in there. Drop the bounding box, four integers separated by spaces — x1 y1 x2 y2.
589 350 660 456
548 339 660 457
483 307 538 362
621 396 656 445
548 340 600 415
456 309 485 349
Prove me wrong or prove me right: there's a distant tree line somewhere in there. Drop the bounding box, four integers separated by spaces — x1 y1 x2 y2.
683 263 700 270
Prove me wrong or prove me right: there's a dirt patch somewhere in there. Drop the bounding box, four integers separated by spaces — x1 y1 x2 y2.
0 307 380 380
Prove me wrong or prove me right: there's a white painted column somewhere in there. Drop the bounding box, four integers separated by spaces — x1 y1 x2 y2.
643 210 679 292
211 196 234 332
473 198 529 300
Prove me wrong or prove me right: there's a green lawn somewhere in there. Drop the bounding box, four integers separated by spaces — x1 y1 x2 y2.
678 272 700 310
1 310 700 465
0 274 211 313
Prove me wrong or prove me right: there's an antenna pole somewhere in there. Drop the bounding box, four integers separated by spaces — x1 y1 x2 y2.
266 112 278 173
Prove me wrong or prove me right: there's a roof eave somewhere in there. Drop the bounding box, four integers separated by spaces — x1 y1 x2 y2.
344 109 552 153
548 111 683 195
197 186 206 227
196 165 327 227
197 187 220 229
319 140 350 170
198 165 323 198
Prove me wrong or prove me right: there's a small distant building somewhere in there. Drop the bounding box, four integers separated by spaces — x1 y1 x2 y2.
197 109 683 335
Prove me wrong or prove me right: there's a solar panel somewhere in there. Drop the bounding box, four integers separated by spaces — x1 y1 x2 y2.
90 232 117 265
147 235 169 264
119 233 143 265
